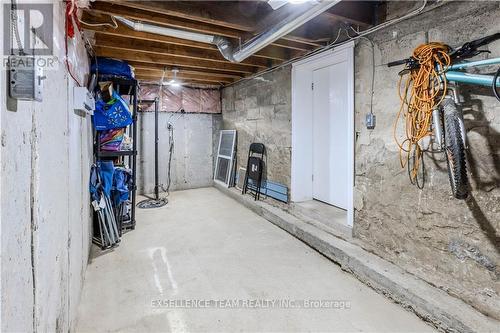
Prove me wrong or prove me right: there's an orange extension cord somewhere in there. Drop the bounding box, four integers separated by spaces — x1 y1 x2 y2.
394 42 451 184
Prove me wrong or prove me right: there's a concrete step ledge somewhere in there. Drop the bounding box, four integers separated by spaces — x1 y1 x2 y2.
215 184 500 333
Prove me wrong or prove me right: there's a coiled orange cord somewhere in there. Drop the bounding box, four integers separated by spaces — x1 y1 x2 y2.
394 43 451 184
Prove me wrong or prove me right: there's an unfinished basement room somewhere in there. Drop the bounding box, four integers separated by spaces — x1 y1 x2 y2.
1 0 500 332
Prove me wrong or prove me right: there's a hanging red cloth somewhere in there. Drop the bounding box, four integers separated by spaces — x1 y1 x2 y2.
65 0 81 39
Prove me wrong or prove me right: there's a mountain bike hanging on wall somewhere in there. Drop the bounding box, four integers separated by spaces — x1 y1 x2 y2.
388 33 500 199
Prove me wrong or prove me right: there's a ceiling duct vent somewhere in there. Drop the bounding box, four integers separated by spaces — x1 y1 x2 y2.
113 0 339 63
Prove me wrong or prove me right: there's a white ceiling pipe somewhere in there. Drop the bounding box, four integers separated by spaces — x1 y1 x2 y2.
114 16 217 44
113 1 340 63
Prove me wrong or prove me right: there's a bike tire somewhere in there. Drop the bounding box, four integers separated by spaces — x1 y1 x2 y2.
442 99 469 199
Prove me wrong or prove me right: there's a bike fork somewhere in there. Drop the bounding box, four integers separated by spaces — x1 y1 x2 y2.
432 107 444 149
447 86 468 149
432 86 468 150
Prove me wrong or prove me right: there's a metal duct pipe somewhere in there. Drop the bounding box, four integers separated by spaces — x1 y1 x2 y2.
114 0 339 63
220 0 340 62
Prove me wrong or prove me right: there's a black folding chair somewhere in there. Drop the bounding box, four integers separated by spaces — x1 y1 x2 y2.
242 143 266 201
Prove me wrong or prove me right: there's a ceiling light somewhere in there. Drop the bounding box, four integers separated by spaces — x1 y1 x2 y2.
162 68 181 87
267 0 312 9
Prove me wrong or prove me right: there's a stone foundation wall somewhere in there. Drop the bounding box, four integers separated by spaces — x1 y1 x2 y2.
353 1 500 320
221 1 499 320
221 66 291 187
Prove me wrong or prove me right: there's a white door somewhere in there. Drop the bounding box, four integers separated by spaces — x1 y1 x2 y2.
312 63 348 209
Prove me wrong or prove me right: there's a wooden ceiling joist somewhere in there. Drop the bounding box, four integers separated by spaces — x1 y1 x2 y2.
134 70 233 84
88 1 319 51
84 22 304 62
135 77 227 86
82 20 300 61
103 0 336 48
324 1 375 28
102 0 324 48
94 46 257 75
94 33 275 68
105 0 259 32
127 61 243 80
84 1 380 87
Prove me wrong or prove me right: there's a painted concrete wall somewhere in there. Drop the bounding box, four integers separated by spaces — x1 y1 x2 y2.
1 2 92 332
353 1 500 320
137 112 219 194
220 1 499 321
221 66 292 188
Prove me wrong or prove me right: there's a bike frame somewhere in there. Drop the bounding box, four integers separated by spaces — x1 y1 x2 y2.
433 57 500 151
445 57 500 86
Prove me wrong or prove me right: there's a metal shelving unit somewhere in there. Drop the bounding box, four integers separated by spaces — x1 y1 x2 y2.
93 76 138 231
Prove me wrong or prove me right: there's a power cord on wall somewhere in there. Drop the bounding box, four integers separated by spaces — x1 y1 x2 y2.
159 121 175 197
347 25 376 129
225 0 428 88
10 0 25 56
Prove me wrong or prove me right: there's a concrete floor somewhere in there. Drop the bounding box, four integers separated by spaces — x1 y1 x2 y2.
75 187 436 333
290 200 351 239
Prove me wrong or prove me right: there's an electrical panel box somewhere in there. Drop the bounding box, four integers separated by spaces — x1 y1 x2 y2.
8 55 44 101
73 87 95 115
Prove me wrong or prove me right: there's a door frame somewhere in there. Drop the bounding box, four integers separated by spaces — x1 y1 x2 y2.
291 41 355 227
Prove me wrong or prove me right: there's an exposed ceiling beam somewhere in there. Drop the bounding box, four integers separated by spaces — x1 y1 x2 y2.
135 70 234 84
102 0 323 47
135 75 224 86
323 1 375 28
127 61 243 80
81 16 213 49
134 68 234 84
81 18 299 61
89 2 242 38
94 33 274 68
87 2 319 51
105 0 259 31
94 46 258 75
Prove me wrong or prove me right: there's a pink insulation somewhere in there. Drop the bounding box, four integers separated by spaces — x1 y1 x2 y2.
139 84 220 113
138 85 159 111
161 86 183 111
200 89 221 114
181 88 201 113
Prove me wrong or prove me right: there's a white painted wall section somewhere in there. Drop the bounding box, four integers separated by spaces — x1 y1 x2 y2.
291 42 355 226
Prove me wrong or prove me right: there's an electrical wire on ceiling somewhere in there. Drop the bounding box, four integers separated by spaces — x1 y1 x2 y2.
226 0 430 87
78 15 118 28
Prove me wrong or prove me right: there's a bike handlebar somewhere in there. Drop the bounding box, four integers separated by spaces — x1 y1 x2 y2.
387 32 500 66
450 32 500 60
387 59 409 67
469 33 500 49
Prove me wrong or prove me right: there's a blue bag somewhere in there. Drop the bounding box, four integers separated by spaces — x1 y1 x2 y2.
91 57 133 79
112 168 132 205
98 161 115 197
93 91 133 130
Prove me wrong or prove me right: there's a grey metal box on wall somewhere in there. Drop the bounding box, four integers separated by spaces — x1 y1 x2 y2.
8 55 44 101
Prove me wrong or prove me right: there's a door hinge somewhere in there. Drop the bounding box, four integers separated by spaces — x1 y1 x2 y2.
311 82 314 90
312 174 314 181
